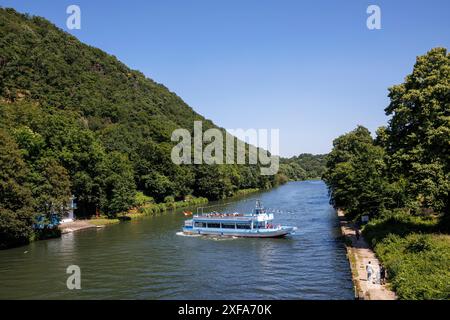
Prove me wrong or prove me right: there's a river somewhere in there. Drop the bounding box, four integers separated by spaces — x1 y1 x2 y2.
0 181 354 299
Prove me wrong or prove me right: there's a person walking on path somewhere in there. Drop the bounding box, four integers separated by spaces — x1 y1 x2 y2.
366 261 373 283
355 228 360 241
380 264 386 285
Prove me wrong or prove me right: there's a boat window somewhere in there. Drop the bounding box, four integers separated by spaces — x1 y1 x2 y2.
194 222 206 228
207 223 220 228
236 223 251 229
221 223 236 229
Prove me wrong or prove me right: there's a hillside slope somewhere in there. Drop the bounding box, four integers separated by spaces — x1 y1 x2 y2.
280 154 327 181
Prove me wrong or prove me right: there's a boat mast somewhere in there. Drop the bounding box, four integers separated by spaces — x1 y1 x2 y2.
255 200 263 215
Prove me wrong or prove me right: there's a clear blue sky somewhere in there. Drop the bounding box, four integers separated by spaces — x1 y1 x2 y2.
1 0 449 156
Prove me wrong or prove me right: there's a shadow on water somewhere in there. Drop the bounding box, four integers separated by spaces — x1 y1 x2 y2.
0 181 354 299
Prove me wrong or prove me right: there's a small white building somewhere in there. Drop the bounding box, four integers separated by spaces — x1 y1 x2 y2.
61 195 77 223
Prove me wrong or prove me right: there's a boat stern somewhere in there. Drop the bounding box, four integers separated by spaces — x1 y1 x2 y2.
182 219 194 233
280 225 298 235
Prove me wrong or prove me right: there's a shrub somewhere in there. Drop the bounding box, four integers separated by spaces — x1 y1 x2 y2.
134 192 154 206
363 209 436 246
164 196 175 203
374 233 450 300
363 212 450 300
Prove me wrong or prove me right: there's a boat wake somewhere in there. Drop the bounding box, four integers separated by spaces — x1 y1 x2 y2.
203 235 238 241
175 231 201 237
175 231 238 241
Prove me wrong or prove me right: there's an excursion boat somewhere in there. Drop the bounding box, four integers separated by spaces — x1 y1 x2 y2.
182 200 297 238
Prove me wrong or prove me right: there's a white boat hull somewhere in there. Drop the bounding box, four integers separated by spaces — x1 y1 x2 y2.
183 226 297 238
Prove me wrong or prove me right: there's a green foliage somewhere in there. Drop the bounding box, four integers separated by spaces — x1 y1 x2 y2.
164 196 175 203
363 211 449 300
0 129 34 248
137 196 208 215
369 230 450 300
322 126 389 219
31 157 71 218
280 154 326 181
12 126 45 161
98 152 136 217
193 165 229 200
384 47 450 215
134 191 154 207
233 188 260 197
363 209 438 247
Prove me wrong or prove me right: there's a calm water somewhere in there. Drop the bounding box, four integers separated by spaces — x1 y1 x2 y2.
0 181 353 299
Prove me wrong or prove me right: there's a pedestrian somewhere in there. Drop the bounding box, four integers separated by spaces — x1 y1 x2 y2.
355 228 360 241
380 264 386 285
366 261 373 283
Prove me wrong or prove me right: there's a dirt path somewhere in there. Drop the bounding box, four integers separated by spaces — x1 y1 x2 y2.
59 220 98 234
338 210 397 300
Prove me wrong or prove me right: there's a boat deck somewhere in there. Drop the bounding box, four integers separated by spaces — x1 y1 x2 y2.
193 214 257 221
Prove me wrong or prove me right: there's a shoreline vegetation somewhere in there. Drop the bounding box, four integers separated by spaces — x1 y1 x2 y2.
362 212 449 300
324 48 449 300
279 154 326 182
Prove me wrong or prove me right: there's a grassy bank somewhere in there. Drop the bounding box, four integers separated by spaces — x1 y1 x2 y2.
88 218 121 226
135 196 208 216
232 188 260 197
363 211 450 299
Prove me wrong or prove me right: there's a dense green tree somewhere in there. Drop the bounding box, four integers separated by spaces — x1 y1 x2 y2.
384 48 450 215
193 165 228 200
31 157 71 219
0 129 34 248
280 154 327 181
97 152 136 217
11 126 45 161
323 126 389 219
142 171 176 203
279 162 307 181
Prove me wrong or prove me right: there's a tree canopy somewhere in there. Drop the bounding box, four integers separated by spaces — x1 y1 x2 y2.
324 48 449 223
280 154 327 181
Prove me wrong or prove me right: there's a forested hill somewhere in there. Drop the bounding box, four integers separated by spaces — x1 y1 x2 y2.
0 8 281 247
279 154 327 181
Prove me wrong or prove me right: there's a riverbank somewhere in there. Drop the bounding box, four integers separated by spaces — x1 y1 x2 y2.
337 209 396 300
59 220 97 234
